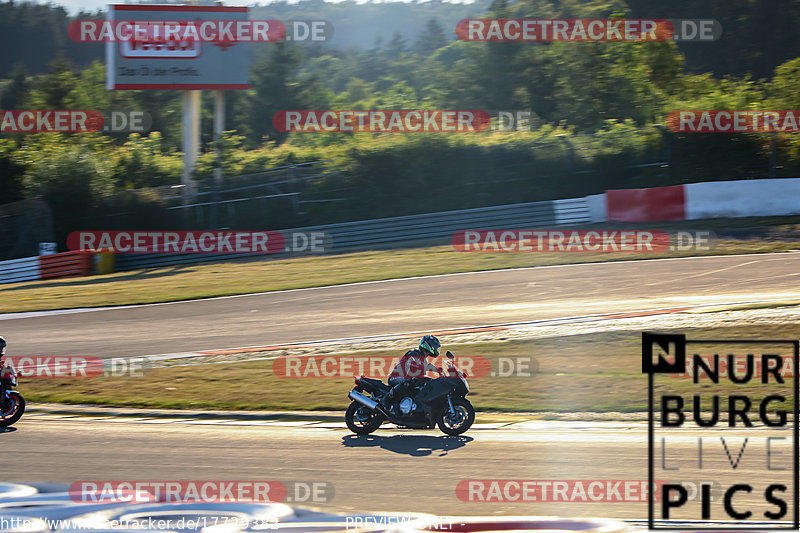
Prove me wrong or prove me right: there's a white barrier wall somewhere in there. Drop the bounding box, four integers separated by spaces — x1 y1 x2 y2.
0 256 40 285
686 178 800 219
585 194 607 223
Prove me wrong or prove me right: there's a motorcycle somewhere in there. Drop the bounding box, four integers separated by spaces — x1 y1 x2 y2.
345 350 474 436
0 358 25 427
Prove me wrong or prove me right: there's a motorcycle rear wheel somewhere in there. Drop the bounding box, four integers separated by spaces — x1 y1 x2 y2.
0 392 25 427
437 398 475 436
345 401 384 434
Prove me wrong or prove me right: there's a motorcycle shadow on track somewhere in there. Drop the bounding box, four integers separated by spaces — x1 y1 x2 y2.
0 427 17 433
341 434 472 456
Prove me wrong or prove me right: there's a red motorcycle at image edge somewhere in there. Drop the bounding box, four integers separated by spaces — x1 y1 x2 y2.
0 358 25 427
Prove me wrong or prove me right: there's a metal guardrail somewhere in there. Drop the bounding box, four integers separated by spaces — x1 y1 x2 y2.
552 198 593 224
114 198 592 271
0 251 94 285
0 256 40 284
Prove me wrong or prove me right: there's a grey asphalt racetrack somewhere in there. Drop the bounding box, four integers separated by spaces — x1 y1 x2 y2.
4 416 790 521
3 252 798 524
2 252 800 358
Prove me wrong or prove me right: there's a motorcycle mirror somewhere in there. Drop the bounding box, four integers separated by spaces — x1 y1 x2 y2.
446 351 454 359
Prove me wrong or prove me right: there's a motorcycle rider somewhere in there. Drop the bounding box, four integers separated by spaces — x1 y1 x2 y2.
379 335 443 418
0 336 10 399
0 336 11 379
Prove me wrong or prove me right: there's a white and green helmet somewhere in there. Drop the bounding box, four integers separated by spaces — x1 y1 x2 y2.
419 335 441 356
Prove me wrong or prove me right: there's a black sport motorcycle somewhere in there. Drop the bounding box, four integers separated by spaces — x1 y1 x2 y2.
0 359 24 427
345 351 474 436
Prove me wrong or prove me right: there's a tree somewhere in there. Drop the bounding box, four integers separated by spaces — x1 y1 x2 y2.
345 77 370 103
17 134 115 242
0 64 29 110
385 32 409 60
767 57 800 108
28 58 77 109
241 42 304 145
414 19 448 57
0 139 24 202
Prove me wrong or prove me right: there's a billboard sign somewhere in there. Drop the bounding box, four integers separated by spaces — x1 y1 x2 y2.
105 5 252 90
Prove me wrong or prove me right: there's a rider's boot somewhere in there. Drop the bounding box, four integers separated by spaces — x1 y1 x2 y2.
422 404 435 427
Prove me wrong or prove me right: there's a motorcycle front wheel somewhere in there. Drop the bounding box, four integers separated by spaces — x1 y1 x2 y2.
345 401 384 434
437 398 475 436
0 392 25 427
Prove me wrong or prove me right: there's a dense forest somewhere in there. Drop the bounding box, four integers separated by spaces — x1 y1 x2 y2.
1 0 799 247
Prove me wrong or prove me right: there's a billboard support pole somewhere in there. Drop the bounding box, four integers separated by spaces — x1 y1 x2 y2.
181 89 201 201
212 90 225 228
